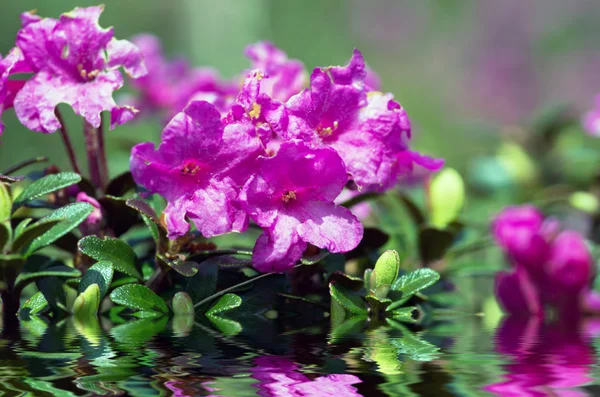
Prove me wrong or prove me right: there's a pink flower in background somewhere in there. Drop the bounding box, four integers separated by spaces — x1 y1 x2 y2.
245 41 306 102
582 95 600 136
12 6 147 133
251 356 362 397
76 192 104 235
265 49 442 192
492 205 597 318
240 140 363 272
130 100 263 239
0 47 29 136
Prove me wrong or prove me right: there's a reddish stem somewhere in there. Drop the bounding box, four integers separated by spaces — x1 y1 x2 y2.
97 116 109 188
83 120 103 189
55 110 82 175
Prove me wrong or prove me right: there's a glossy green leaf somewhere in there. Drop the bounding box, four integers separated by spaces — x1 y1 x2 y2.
12 172 81 211
205 293 242 316
374 250 400 288
78 261 114 300
365 295 392 313
15 264 80 291
78 236 142 279
301 250 330 265
109 284 169 315
329 283 367 315
25 202 94 255
11 220 61 253
172 292 194 316
389 268 440 310
110 316 169 345
429 167 465 228
13 218 32 239
72 284 101 319
207 315 242 336
0 182 10 221
19 291 48 318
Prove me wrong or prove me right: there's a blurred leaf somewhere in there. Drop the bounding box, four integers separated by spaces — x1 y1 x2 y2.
374 250 400 288
363 268 373 291
347 228 389 260
0 222 10 252
78 236 142 279
78 261 114 299
172 292 194 316
25 202 94 255
397 193 426 226
172 313 194 336
329 283 367 315
11 220 61 253
430 168 465 228
12 172 81 211
388 321 440 361
36 277 67 314
0 182 10 221
14 264 80 291
418 227 454 265
330 315 366 342
105 172 135 197
205 293 242 316
73 284 101 319
19 291 48 319
389 268 440 310
110 316 168 344
13 218 32 239
109 284 169 315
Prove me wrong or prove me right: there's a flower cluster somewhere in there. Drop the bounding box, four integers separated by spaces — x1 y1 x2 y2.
131 42 443 272
0 6 146 135
492 205 599 318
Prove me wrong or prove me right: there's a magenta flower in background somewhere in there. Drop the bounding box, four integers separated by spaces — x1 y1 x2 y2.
245 41 306 103
265 49 442 192
0 47 29 136
130 100 263 239
12 6 146 133
76 192 104 235
492 205 596 318
582 95 600 136
251 356 362 397
239 140 363 272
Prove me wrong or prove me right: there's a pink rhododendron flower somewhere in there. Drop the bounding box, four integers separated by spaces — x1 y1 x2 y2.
130 100 263 239
12 6 146 133
76 192 104 235
129 34 237 120
582 95 600 136
264 49 442 192
245 41 306 103
0 47 29 136
251 356 362 397
240 140 363 272
492 205 594 318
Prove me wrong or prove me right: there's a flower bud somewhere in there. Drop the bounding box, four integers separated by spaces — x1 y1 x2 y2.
546 231 593 293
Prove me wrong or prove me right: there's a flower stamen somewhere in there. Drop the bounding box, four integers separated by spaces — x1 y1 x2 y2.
180 160 201 176
317 120 338 137
249 102 261 119
281 190 297 203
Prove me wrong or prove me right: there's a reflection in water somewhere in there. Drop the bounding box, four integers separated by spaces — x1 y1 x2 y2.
1 310 600 396
486 316 597 397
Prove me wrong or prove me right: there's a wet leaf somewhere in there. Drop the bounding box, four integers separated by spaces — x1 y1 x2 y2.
25 202 94 255
110 316 169 344
207 315 242 336
109 284 169 315
329 283 367 315
301 250 330 265
205 293 242 316
73 284 101 319
78 261 114 299
374 250 400 288
389 268 440 310
11 219 61 253
12 172 81 211
78 236 142 279
418 227 454 265
388 321 440 361
14 264 80 290
327 272 364 291
19 291 48 318
172 292 194 316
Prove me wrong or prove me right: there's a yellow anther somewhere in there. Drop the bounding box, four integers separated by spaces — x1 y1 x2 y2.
281 190 297 203
249 102 262 119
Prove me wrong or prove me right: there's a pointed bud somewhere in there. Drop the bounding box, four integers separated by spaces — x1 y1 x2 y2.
374 250 400 289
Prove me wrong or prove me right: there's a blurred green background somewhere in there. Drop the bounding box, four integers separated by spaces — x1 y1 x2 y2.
2 0 600 177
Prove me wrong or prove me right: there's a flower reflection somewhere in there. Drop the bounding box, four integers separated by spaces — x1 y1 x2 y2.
251 356 362 397
485 316 596 397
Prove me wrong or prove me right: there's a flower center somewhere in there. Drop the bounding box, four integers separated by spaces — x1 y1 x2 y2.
77 64 100 81
248 102 261 119
281 190 297 203
317 120 338 138
180 160 201 176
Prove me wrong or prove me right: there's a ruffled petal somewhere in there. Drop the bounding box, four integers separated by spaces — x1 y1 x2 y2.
252 214 306 273
106 38 147 78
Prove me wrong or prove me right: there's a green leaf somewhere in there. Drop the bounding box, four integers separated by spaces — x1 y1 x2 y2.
391 306 419 323
172 292 194 316
14 264 80 291
0 222 10 252
78 261 114 300
329 283 367 315
110 316 168 345
12 172 81 211
301 250 330 265
366 295 392 313
388 268 440 310
109 284 169 315
205 293 242 316
36 277 68 314
13 218 32 239
0 182 10 221
11 220 61 253
25 202 94 255
374 250 400 289
363 268 373 291
388 321 440 361
207 315 242 336
429 167 464 228
19 291 48 318
418 227 455 265
78 236 142 279
72 284 101 319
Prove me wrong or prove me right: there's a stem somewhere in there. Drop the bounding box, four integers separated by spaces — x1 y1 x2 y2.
193 271 277 309
83 120 102 189
2 156 48 175
97 117 108 188
55 110 82 175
